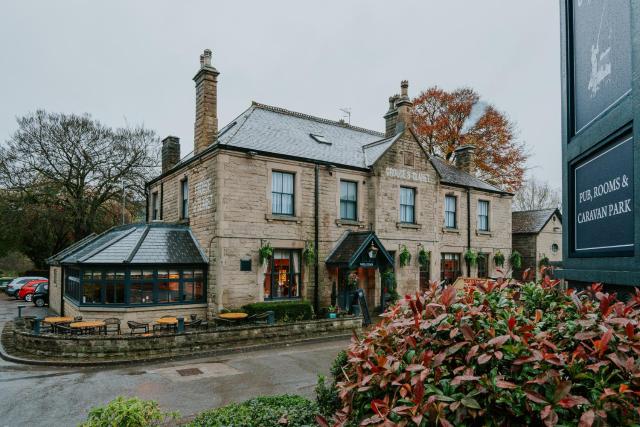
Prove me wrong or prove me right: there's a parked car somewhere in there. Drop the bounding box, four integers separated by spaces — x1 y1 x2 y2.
32 282 49 307
17 279 48 302
0 277 15 292
5 276 47 297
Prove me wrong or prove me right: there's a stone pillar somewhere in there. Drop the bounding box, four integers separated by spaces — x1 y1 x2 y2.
161 136 180 173
193 49 220 155
454 145 477 174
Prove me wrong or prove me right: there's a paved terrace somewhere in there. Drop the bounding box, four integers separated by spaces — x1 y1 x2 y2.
0 295 349 427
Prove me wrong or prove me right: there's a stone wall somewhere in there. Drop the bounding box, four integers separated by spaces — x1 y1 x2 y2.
63 298 209 325
12 317 362 359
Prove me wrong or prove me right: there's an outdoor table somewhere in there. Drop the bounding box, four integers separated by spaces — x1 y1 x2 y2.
70 320 106 335
219 312 248 320
43 316 74 324
156 317 178 325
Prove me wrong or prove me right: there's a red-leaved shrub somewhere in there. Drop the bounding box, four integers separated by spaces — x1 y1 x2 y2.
327 277 640 426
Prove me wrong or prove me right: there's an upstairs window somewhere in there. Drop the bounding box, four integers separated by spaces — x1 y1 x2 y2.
272 171 295 216
445 195 457 228
152 192 159 220
477 200 489 231
400 187 415 223
340 180 357 220
181 179 189 219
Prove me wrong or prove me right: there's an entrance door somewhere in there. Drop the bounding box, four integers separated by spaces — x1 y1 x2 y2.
364 268 376 311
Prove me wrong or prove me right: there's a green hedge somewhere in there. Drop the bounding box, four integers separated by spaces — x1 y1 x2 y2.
188 395 317 427
242 301 313 322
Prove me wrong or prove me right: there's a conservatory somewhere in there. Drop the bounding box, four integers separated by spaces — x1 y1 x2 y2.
47 223 209 324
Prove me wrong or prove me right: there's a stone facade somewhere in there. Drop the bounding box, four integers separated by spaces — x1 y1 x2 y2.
512 210 562 280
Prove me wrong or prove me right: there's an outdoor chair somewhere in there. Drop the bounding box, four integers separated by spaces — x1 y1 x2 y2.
213 316 235 328
127 321 149 335
247 312 270 325
190 314 198 322
186 319 202 330
103 318 121 335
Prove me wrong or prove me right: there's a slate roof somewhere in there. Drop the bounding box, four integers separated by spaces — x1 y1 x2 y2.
53 223 208 265
512 208 562 234
429 156 508 194
325 231 394 268
166 102 509 194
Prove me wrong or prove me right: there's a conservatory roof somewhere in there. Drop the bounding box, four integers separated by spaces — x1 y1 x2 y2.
50 223 208 266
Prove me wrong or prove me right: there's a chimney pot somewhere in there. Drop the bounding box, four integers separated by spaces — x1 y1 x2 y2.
400 80 409 96
203 49 212 66
199 54 204 68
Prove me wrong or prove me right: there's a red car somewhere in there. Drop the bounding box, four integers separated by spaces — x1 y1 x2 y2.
17 279 48 302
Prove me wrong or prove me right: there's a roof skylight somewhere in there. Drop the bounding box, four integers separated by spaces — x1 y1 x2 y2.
310 133 331 145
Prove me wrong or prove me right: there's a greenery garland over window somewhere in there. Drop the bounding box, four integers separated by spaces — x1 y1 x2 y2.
418 248 430 268
493 250 505 267
510 250 523 270
302 242 315 266
259 241 273 266
399 245 411 267
464 249 478 266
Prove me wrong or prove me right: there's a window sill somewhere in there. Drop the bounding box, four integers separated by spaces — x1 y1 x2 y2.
397 222 422 230
265 214 302 224
442 227 460 234
476 230 492 237
335 219 366 228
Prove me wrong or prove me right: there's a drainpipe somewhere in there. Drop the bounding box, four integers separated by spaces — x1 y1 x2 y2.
466 187 471 276
159 182 164 220
314 164 320 314
144 184 149 223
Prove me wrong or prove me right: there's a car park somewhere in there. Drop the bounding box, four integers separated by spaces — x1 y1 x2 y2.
5 276 47 297
17 279 48 302
0 277 15 292
31 282 48 307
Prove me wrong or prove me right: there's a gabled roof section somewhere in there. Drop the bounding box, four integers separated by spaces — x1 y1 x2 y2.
216 102 384 169
429 156 511 195
325 231 394 269
56 223 208 265
512 208 562 234
362 133 403 167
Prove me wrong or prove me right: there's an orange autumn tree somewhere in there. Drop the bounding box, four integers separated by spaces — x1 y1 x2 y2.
411 86 528 192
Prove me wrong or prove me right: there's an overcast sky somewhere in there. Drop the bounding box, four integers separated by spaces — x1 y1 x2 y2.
0 1 562 189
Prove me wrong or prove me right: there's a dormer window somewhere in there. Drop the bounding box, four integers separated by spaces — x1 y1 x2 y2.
310 134 331 145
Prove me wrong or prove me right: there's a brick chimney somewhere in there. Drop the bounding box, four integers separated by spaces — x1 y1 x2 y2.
383 81 413 138
193 49 220 154
454 145 476 174
161 136 180 173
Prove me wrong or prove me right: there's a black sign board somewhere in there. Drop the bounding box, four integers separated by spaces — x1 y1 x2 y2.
573 135 634 255
572 0 632 133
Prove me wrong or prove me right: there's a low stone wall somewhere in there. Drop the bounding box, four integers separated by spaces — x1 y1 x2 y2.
10 317 361 360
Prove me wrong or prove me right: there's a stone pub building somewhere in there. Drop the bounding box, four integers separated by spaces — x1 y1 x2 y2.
49 50 512 322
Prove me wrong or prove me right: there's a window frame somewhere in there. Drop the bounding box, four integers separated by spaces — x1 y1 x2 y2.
271 171 295 216
477 253 489 278
152 192 159 220
440 253 462 285
263 249 302 300
180 178 189 219
444 195 457 228
399 186 416 224
339 180 358 221
477 200 490 231
63 266 207 307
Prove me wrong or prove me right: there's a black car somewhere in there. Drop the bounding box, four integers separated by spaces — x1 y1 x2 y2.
31 282 48 307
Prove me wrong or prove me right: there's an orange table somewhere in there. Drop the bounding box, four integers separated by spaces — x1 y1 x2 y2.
219 312 248 320
43 316 73 324
156 317 178 325
70 320 106 334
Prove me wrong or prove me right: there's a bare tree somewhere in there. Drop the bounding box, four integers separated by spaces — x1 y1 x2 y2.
513 177 561 212
0 110 159 242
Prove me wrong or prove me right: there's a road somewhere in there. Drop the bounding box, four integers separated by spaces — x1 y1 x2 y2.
0 294 349 427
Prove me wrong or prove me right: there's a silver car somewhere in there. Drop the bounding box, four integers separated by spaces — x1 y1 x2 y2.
5 276 47 298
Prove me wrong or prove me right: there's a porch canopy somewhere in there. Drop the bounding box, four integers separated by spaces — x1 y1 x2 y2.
325 231 394 270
